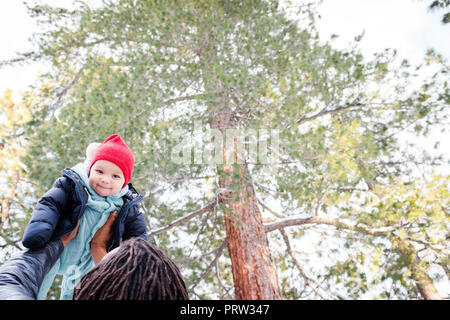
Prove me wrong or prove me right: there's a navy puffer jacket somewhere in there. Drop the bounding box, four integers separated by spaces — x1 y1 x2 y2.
0 240 63 300
22 168 147 251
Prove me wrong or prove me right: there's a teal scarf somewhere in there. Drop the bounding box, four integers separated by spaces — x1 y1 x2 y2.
37 161 128 300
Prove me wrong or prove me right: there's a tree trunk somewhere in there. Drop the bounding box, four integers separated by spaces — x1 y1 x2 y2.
213 108 282 300
392 235 442 300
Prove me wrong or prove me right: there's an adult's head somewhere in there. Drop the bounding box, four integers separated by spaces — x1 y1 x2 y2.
73 237 189 300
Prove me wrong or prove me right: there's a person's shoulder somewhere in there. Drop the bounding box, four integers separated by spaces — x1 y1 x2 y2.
123 183 143 201
46 173 78 202
123 194 144 219
53 175 75 190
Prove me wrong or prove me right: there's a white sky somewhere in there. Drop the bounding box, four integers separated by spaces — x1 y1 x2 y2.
316 0 449 63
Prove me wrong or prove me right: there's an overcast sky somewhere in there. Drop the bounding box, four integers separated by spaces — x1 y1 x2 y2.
317 0 449 61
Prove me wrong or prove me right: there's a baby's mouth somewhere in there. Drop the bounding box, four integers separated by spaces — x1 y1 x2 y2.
97 184 111 190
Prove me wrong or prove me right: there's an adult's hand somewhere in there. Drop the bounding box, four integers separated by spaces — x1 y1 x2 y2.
90 210 118 264
60 219 81 246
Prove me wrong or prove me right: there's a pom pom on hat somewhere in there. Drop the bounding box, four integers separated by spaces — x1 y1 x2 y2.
86 142 101 163
88 134 134 188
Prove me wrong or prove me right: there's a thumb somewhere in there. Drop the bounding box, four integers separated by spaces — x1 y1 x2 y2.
107 210 118 224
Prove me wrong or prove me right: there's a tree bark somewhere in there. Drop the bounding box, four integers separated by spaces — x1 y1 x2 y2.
213 108 282 300
392 235 442 300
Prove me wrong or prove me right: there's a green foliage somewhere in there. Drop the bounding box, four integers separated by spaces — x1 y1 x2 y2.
0 90 37 260
429 0 450 23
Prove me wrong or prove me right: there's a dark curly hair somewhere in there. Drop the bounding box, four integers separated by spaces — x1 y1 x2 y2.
73 237 189 300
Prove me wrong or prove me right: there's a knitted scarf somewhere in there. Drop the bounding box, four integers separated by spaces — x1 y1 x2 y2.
37 161 128 300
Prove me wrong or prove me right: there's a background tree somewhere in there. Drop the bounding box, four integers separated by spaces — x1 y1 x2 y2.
1 0 448 299
0 89 35 258
429 0 449 23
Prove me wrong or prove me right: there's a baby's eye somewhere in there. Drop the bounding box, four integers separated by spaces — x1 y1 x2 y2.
96 169 103 174
113 175 121 179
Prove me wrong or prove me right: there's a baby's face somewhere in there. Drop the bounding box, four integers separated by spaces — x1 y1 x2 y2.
89 160 125 196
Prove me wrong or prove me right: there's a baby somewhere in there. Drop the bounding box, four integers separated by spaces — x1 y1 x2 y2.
22 134 147 299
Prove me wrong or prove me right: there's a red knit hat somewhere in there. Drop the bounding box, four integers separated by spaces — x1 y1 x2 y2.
88 134 134 188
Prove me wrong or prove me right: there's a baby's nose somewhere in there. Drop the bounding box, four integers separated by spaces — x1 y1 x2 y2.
101 176 110 183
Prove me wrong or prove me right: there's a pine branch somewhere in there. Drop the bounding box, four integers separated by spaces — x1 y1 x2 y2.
148 200 216 236
280 228 332 300
265 215 390 237
286 103 364 130
189 240 227 291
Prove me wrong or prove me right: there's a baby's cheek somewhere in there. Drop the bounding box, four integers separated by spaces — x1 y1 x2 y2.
88 176 95 188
